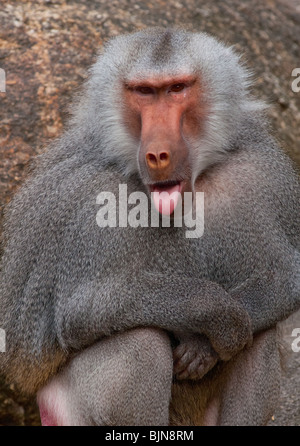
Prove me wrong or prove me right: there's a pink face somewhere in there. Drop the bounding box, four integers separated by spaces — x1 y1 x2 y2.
122 75 205 215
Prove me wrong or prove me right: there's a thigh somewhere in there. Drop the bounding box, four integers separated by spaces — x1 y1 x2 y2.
38 327 173 426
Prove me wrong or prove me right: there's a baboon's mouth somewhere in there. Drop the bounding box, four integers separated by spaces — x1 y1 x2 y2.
149 181 183 215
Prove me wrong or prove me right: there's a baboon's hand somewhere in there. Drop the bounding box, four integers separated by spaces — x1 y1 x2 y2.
173 334 218 380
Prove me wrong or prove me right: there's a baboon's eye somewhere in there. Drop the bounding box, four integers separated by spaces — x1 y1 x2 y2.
135 86 155 95
169 83 186 93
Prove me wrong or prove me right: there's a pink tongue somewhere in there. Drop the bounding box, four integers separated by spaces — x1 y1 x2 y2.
152 184 181 215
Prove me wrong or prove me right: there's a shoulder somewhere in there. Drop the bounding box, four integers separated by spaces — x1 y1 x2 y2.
196 125 299 232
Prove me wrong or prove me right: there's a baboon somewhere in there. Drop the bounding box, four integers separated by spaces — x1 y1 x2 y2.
0 28 299 425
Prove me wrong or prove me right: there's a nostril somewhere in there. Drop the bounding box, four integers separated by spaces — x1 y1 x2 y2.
159 152 169 162
146 153 158 164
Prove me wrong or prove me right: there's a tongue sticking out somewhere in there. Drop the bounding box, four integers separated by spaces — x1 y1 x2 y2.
151 183 182 216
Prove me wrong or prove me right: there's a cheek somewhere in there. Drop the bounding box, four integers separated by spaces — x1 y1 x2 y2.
182 105 207 139
122 107 141 139
121 91 142 139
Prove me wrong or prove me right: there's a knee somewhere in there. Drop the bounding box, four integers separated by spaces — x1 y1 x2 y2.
71 327 173 389
122 327 173 375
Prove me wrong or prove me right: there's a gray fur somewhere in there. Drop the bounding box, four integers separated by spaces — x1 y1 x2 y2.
37 328 173 426
0 28 299 425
